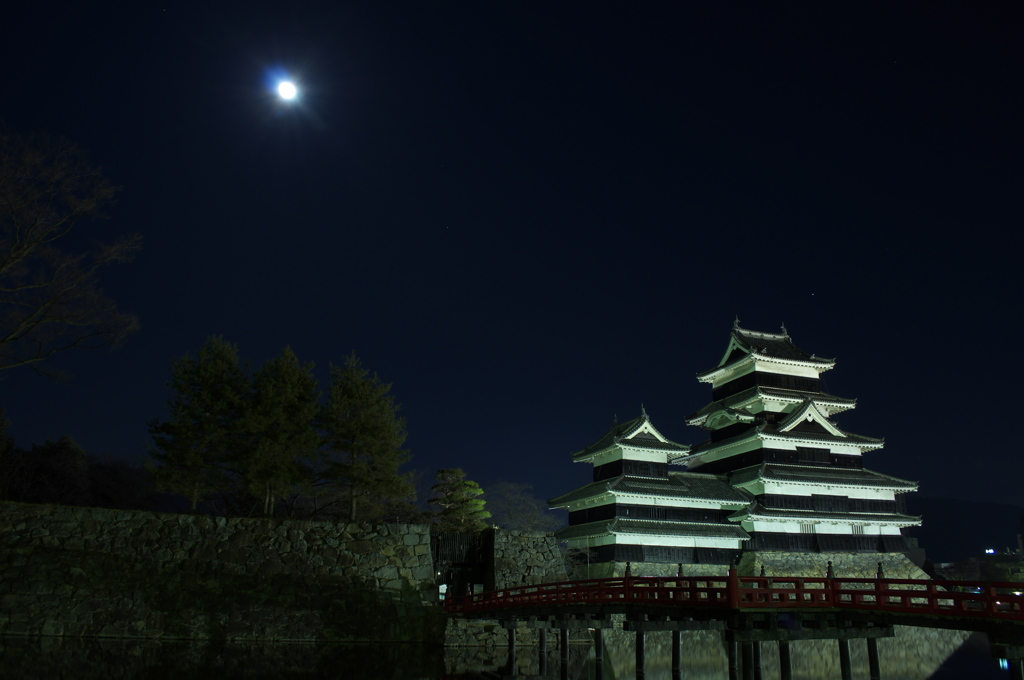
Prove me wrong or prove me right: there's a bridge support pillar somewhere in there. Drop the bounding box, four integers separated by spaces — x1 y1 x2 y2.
752 641 762 680
506 623 517 676
1011 659 1024 680
635 619 646 679
728 640 739 680
867 637 880 680
778 640 792 680
741 642 753 680
594 628 604 680
838 638 852 680
671 629 681 678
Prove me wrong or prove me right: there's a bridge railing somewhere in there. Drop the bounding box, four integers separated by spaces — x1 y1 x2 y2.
445 571 1024 621
736 575 1024 618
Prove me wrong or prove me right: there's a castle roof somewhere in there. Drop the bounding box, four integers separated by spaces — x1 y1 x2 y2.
729 464 917 491
697 322 835 383
556 518 750 542
687 386 857 426
731 502 920 526
687 420 884 460
571 409 689 462
548 472 750 508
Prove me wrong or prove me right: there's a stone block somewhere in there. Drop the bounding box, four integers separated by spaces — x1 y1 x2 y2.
412 565 434 581
374 565 399 581
349 540 376 554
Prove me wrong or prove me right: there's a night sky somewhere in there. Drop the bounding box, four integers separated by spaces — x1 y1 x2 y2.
3 3 1022 516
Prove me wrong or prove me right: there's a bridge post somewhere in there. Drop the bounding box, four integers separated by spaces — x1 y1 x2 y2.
506 618 517 676
752 641 762 680
778 640 792 680
825 561 835 606
867 637 881 680
635 618 646 679
728 567 740 609
741 642 753 680
838 638 852 680
594 627 604 672
727 639 739 680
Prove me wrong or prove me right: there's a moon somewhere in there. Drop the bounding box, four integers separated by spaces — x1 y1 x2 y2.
277 81 298 100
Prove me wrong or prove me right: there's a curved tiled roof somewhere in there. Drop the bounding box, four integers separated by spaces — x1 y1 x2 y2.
731 326 833 364
688 422 882 456
731 502 920 524
697 325 835 379
729 464 917 490
556 518 750 541
548 472 752 508
572 412 688 460
687 387 857 425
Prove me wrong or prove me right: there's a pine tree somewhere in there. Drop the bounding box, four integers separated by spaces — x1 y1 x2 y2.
429 468 491 533
148 336 248 511
238 347 320 517
317 352 413 522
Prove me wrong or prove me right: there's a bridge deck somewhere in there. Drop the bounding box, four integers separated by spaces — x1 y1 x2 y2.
445 570 1024 634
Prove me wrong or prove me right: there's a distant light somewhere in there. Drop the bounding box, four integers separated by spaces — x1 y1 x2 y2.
277 81 298 100
986 549 997 554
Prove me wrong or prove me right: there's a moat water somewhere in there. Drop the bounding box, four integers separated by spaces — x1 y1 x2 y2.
0 628 1011 679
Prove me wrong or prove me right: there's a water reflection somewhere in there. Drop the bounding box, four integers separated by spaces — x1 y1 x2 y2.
0 637 445 680
0 626 1007 679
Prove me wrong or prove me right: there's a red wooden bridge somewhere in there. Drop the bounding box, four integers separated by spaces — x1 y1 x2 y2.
446 570 1024 680
445 569 1024 623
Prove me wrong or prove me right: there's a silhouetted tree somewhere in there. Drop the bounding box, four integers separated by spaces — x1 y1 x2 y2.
486 481 561 532
87 456 157 510
3 435 92 505
0 408 19 499
237 347 320 516
0 126 140 375
148 336 248 511
316 353 413 522
430 468 490 533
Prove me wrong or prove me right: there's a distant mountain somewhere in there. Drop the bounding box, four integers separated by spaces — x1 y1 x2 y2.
904 496 1023 563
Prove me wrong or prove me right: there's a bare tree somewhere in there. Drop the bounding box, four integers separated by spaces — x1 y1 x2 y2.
485 481 561 532
0 126 140 374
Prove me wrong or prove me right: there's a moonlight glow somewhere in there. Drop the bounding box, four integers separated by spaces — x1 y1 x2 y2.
277 81 298 100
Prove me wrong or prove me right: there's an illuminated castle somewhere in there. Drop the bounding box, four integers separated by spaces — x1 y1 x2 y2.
549 322 919 574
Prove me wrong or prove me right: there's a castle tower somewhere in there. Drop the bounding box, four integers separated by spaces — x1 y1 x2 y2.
685 322 920 552
548 409 750 572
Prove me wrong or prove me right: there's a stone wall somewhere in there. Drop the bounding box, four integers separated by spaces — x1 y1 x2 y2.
578 551 927 580
444 529 568 647
490 530 564 590
585 561 731 579
737 551 930 580
0 502 444 642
